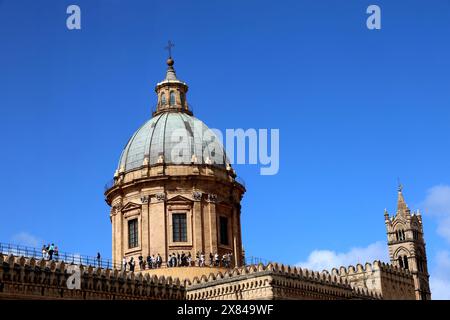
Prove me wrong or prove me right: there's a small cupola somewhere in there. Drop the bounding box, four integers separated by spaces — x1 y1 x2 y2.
154 46 191 116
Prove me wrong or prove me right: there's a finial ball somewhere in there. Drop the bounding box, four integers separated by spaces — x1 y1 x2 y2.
166 58 174 66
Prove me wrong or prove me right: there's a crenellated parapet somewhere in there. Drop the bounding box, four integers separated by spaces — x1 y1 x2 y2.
0 254 186 300
331 260 412 278
0 253 417 300
330 260 416 300
185 263 381 300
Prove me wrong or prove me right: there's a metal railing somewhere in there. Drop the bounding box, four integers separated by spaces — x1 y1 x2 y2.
0 242 120 270
243 256 272 266
0 242 272 270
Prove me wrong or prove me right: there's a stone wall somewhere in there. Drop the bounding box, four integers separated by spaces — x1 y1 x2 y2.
106 164 245 269
186 263 381 300
0 254 185 300
1 254 416 300
331 261 416 300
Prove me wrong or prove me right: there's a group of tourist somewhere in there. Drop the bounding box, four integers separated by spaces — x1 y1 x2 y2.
196 252 233 268
41 243 59 260
39 243 234 271
122 254 163 272
120 251 234 271
167 252 192 267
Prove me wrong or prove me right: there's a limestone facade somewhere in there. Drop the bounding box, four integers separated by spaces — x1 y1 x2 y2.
106 164 244 269
331 261 416 300
185 263 382 300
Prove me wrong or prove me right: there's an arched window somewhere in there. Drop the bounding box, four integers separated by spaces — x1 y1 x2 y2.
417 257 424 272
180 92 185 106
170 91 176 106
403 256 409 270
161 94 166 105
396 231 399 241
398 256 404 268
397 229 405 241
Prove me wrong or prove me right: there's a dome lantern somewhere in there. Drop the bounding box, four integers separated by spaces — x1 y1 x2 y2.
154 54 191 116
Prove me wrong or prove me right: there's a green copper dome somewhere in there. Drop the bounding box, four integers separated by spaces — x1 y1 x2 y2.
118 112 228 172
117 56 230 173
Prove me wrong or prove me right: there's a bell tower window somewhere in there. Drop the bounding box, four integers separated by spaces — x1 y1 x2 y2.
403 256 409 269
170 91 176 106
398 256 404 268
161 94 166 105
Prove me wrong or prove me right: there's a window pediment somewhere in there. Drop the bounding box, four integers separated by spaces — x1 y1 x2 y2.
167 195 193 204
121 202 142 213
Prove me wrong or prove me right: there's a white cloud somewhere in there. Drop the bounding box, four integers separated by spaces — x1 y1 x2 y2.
296 241 389 272
422 185 450 243
419 185 450 299
430 251 450 300
10 232 42 248
422 185 450 216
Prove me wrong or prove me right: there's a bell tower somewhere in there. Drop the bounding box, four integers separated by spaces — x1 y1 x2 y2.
384 185 431 300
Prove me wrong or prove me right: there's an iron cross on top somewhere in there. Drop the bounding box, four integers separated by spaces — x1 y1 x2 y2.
165 40 175 58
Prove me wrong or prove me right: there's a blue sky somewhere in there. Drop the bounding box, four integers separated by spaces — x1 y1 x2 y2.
0 0 449 298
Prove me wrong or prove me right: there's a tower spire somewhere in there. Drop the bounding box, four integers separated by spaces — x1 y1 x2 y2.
385 184 431 299
397 183 409 216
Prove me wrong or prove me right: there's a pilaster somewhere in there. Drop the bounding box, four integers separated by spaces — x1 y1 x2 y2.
149 192 167 264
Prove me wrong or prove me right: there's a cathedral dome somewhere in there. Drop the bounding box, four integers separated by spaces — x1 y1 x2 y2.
106 52 245 272
116 56 232 174
118 112 228 172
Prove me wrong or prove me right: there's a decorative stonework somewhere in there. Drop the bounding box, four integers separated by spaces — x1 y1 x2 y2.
207 194 217 203
140 195 150 204
192 191 202 201
113 205 122 215
155 193 166 202
185 263 383 300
